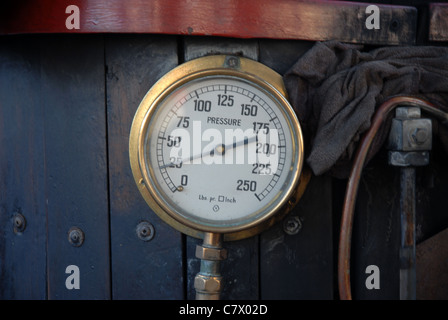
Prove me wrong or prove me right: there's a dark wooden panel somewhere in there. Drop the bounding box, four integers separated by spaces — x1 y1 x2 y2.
105 35 184 299
258 39 333 299
1 0 417 45
259 40 315 76
351 157 401 300
259 175 333 299
41 35 111 299
411 142 448 249
0 35 47 299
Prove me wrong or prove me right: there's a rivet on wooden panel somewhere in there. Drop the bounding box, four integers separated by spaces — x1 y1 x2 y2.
12 213 26 234
136 221 155 242
68 227 85 247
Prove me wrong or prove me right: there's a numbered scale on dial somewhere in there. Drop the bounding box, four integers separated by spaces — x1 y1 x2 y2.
129 55 305 240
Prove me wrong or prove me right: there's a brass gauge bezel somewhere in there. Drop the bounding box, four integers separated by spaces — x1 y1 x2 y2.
129 55 307 241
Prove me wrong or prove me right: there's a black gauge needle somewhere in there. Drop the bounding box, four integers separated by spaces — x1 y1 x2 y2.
160 134 257 169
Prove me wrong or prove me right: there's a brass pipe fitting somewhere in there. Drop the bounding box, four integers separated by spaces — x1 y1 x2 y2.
194 232 227 300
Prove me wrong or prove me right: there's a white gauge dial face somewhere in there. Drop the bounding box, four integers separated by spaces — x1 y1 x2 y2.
144 75 300 231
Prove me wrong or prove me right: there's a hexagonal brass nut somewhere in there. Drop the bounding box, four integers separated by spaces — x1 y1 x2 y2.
194 275 222 293
195 245 228 260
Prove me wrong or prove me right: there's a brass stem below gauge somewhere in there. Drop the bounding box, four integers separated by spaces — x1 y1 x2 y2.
194 232 227 300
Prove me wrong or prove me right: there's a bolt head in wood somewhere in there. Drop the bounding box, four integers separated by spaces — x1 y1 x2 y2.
68 227 85 247
13 213 26 234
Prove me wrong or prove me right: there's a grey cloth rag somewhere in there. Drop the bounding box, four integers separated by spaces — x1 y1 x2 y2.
284 41 448 178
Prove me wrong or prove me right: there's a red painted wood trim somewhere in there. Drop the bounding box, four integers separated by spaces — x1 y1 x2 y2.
0 0 416 44
429 3 448 41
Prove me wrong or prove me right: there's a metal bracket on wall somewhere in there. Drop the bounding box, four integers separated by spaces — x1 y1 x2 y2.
337 96 447 300
387 106 433 300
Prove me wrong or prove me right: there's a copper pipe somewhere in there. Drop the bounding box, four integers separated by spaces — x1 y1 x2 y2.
338 96 440 300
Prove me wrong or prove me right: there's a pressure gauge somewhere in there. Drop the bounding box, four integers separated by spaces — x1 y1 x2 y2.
129 55 305 241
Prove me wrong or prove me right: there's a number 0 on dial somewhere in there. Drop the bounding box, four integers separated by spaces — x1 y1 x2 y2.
129 55 305 240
